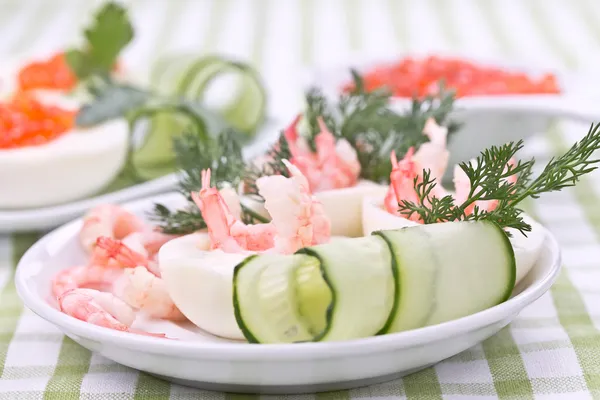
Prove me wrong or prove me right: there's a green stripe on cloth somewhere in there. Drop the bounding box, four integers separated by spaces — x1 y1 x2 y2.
522 1 600 396
204 0 230 54
150 0 188 63
300 0 314 65
251 0 268 67
525 0 579 70
481 328 534 397
476 0 513 57
430 0 460 48
0 233 42 378
343 0 361 52
43 339 92 400
6 1 56 54
573 0 600 45
387 0 409 50
403 368 443 400
545 127 600 395
478 2 599 397
133 373 171 399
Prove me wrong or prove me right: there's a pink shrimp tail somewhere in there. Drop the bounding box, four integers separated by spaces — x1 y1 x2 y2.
314 117 360 190
193 169 236 250
58 289 130 332
192 168 268 252
385 149 422 222
283 113 304 158
91 237 149 268
52 265 122 299
282 115 360 192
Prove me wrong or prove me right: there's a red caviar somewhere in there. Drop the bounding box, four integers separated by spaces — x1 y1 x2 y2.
17 52 78 92
0 93 75 149
343 56 561 98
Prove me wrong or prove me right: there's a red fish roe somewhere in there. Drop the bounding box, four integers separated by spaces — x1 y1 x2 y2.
17 52 78 92
343 56 561 98
0 93 75 149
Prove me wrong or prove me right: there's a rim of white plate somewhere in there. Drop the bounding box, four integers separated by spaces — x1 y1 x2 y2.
15 192 562 361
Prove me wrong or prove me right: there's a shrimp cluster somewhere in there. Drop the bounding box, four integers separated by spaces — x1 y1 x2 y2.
51 158 332 336
52 205 182 337
193 159 331 255
283 114 361 192
384 118 517 221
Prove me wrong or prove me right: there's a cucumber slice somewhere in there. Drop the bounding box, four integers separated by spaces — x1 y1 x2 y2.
233 236 394 344
234 254 320 344
375 220 516 334
298 236 395 342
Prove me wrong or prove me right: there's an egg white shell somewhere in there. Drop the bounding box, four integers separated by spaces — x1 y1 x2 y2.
316 180 388 237
0 62 131 209
0 116 129 209
158 233 248 340
362 197 545 284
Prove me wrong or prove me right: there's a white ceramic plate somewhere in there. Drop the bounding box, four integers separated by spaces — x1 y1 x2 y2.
304 54 600 175
0 118 281 234
15 192 562 394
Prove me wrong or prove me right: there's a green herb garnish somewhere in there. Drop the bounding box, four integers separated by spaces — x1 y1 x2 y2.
65 2 133 81
399 122 600 235
287 70 460 184
149 129 268 235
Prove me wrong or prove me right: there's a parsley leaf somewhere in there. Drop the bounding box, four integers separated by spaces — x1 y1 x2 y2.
65 2 133 80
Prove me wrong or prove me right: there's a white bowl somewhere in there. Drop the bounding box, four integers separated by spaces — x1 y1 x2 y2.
15 192 561 394
303 55 600 176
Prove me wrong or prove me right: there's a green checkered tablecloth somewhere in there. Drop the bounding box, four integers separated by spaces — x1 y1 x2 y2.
2 0 600 398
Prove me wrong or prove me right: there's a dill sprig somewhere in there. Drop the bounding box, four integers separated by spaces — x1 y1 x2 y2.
302 89 339 150
300 70 459 183
243 133 291 199
399 122 600 235
149 128 258 235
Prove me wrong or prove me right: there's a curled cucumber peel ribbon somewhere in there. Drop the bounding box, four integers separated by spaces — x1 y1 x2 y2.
128 54 267 180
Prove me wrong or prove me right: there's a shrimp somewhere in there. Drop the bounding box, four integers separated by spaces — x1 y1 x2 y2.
90 236 150 270
192 160 331 254
192 169 276 253
113 267 186 321
58 289 166 338
284 114 360 192
93 237 185 320
58 288 135 330
416 118 450 181
52 265 165 337
384 118 450 220
256 160 331 253
52 264 122 298
80 204 146 252
384 149 421 219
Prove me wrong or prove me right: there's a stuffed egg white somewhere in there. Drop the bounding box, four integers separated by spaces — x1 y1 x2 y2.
0 62 129 209
158 233 248 340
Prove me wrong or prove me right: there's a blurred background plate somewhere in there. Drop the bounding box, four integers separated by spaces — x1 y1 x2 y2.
303 52 600 174
0 116 281 234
